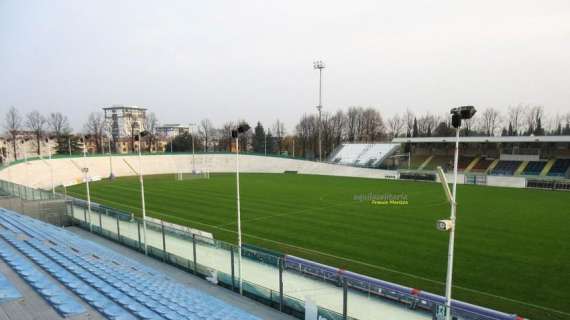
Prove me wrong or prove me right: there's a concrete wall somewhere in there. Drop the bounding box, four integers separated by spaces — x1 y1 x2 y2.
0 154 398 189
0 154 529 190
486 175 527 188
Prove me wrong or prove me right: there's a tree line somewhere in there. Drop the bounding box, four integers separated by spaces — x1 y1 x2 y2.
3 104 570 161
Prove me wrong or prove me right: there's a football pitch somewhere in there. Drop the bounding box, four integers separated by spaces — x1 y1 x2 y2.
65 173 570 320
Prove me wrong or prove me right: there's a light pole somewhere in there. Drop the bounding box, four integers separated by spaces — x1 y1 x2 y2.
81 137 93 232
106 123 114 179
437 106 476 320
313 60 325 161
189 124 196 173
232 123 251 295
135 123 149 255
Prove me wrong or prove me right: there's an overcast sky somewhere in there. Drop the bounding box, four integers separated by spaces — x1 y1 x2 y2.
1 0 569 132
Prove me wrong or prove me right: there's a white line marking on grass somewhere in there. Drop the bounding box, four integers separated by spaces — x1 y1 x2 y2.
66 190 570 317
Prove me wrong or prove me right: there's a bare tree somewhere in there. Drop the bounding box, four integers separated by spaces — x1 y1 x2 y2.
387 113 404 139
346 106 361 142
3 106 22 160
144 112 159 152
360 107 385 142
47 112 71 137
508 105 525 135
272 119 286 153
404 109 414 137
84 112 105 153
26 111 47 156
524 106 544 135
479 107 501 136
198 118 214 152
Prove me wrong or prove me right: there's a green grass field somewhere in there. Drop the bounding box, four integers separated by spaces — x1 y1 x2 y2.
66 173 570 320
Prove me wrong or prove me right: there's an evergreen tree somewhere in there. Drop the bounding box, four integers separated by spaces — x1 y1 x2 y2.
507 122 513 136
412 118 419 137
252 122 265 153
501 128 508 136
534 117 545 135
266 130 275 154
168 132 193 152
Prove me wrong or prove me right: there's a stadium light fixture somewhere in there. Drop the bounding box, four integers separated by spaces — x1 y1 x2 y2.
313 60 325 161
232 122 251 295
442 105 476 320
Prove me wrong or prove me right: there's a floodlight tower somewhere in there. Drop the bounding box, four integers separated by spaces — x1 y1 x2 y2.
106 121 114 179
313 60 325 161
81 136 93 232
135 122 149 255
438 105 476 320
232 123 251 295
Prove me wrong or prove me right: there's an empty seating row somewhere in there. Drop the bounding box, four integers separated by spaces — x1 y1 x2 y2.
470 158 493 172
422 155 453 171
457 157 474 171
330 144 399 167
522 161 546 175
0 208 260 320
0 239 87 317
547 159 570 177
491 161 521 176
0 270 22 304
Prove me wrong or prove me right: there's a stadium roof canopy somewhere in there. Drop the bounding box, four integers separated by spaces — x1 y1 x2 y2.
392 135 570 144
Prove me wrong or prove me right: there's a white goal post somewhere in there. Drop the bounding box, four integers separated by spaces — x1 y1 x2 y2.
175 170 210 181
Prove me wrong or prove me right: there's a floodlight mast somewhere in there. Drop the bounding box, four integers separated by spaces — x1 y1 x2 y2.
442 106 476 320
136 123 148 256
233 123 250 296
313 60 325 161
82 137 93 233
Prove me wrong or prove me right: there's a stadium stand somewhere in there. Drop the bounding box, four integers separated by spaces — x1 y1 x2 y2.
547 159 570 177
329 144 399 167
491 161 522 176
469 158 493 173
457 157 474 171
0 208 261 320
522 161 547 176
421 155 453 171
409 155 430 170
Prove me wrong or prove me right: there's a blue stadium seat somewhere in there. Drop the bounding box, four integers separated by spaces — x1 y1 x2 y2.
0 270 23 303
491 160 521 176
0 208 261 320
522 161 546 175
547 159 570 177
0 240 86 317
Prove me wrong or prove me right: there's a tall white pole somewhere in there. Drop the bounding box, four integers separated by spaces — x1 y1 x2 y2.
138 131 148 255
292 138 295 158
318 67 323 162
444 127 460 320
191 126 196 173
235 136 243 295
108 136 114 178
68 137 72 156
83 142 93 232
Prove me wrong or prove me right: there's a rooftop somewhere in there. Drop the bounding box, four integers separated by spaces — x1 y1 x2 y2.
392 135 570 144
